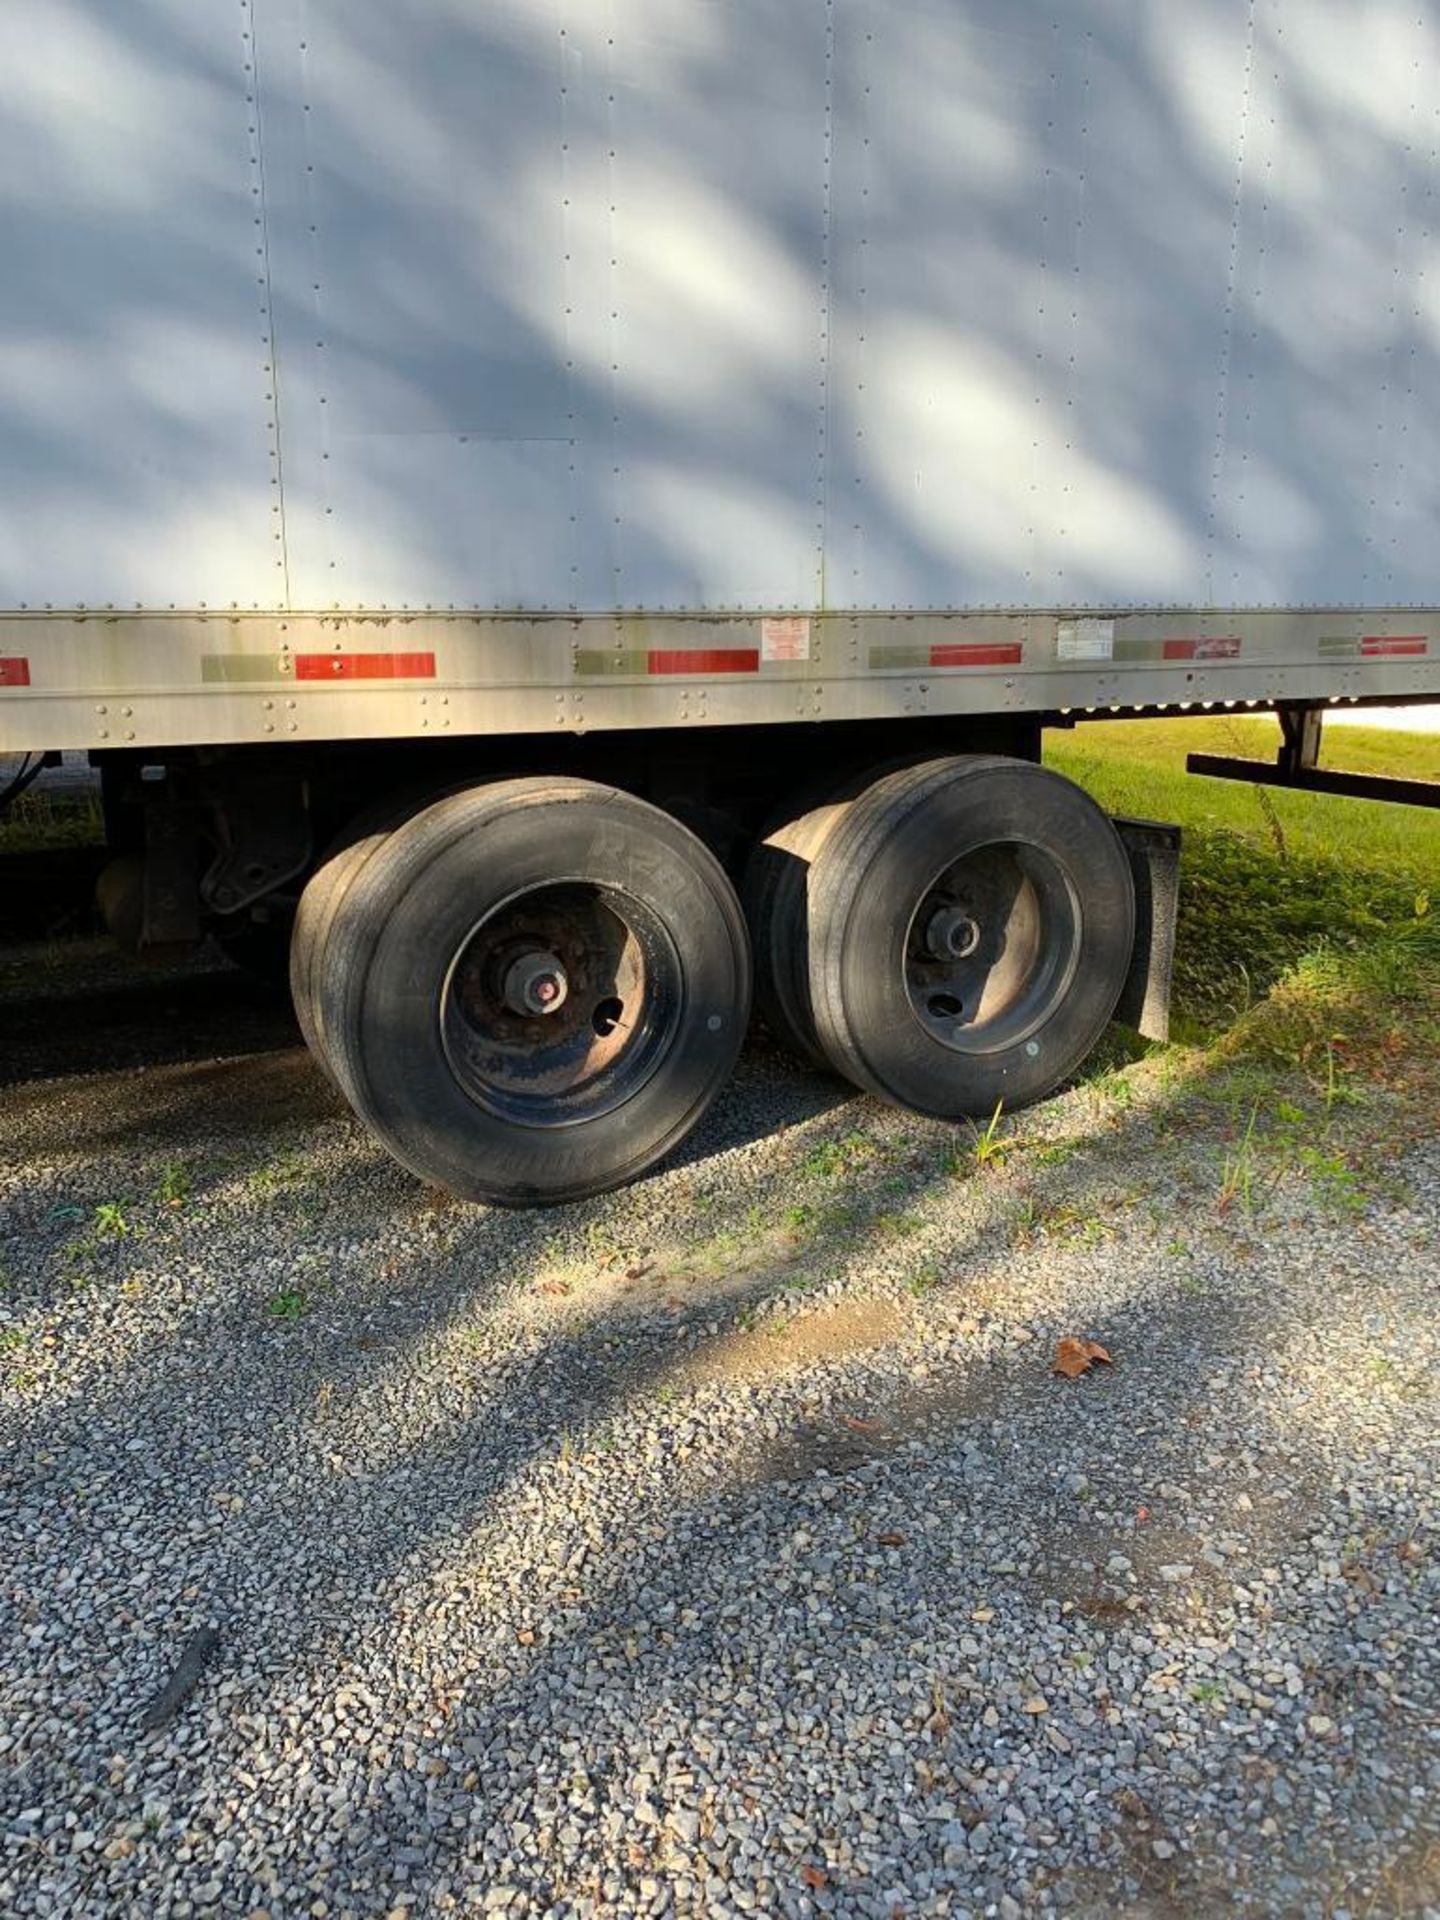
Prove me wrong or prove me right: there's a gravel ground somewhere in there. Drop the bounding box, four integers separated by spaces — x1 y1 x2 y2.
1 946 1438 1920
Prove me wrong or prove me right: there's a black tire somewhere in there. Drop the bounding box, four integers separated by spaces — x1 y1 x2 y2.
742 752 968 1069
316 778 752 1205
741 789 855 1069
290 784 465 1078
807 756 1135 1116
289 825 392 1075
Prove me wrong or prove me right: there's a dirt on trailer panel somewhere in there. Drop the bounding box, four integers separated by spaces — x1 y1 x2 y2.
2 935 1439 1919
1 609 1439 755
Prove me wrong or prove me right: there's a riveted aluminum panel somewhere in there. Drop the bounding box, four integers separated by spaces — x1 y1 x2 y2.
1208 1 1440 606
0 0 286 608
3 0 1440 635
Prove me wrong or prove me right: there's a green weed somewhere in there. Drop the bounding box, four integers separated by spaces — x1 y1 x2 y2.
1012 1196 1043 1243
874 1210 923 1239
966 1102 1012 1174
152 1163 191 1208
1030 1139 1080 1168
248 1150 310 1197
802 1131 880 1180
93 1202 130 1239
1297 1146 1368 1216
1217 1104 1263 1217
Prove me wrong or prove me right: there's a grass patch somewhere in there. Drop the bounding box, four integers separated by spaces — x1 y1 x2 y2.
1047 717 1440 1037
1046 715 1440 872
247 1148 312 1198
1214 920 1440 1092
0 782 104 853
801 1130 884 1180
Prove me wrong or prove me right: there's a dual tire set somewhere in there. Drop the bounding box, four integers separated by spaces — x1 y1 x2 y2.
289 758 1136 1206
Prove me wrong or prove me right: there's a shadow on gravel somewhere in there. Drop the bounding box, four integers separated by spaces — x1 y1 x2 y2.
0 946 302 1088
1 952 1433 1918
0 1050 341 1167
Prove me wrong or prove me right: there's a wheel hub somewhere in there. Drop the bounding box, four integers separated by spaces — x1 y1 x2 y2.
903 842 1079 1056
924 904 981 961
440 880 681 1128
502 949 569 1016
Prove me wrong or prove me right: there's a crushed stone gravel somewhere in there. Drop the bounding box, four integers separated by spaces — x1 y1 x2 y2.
1 956 1438 1919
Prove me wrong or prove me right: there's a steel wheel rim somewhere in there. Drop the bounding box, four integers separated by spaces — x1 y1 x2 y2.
439 879 685 1128
901 839 1081 1056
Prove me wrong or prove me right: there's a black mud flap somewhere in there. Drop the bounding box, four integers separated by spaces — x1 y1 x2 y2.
1112 817 1180 1043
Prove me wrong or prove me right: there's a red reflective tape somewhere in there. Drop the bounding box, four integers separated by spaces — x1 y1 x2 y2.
293 651 436 681
646 648 759 675
0 657 30 687
1361 636 1428 658
928 643 1023 668
1162 636 1241 661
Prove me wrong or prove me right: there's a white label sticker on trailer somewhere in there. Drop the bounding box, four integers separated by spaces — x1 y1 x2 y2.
760 615 812 662
1056 618 1114 661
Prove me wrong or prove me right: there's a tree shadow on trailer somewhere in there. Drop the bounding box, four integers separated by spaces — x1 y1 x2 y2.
2 3 1436 613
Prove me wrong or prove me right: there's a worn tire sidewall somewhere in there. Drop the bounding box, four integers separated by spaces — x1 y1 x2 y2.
811 758 1135 1114
326 781 751 1203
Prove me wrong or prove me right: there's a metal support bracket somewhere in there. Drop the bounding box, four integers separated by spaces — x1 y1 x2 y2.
142 803 201 948
1188 702 1440 807
200 776 312 915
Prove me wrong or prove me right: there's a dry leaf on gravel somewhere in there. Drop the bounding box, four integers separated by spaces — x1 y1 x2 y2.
801 1864 828 1889
1053 1337 1113 1379
876 1531 906 1548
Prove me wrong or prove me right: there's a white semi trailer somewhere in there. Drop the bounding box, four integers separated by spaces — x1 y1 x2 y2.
2 0 1438 1203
